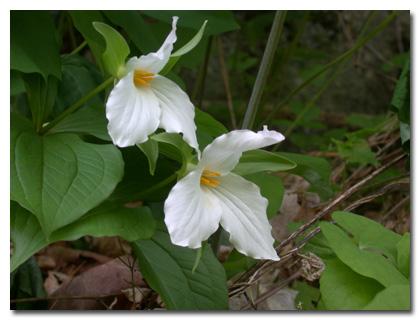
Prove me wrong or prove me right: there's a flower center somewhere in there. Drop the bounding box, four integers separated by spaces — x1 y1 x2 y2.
200 170 221 188
133 69 154 87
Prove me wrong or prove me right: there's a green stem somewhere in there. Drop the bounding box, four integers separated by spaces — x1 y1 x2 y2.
41 77 114 134
241 10 287 130
261 11 398 124
70 40 87 55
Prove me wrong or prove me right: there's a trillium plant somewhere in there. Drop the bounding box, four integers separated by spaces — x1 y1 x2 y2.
11 12 300 310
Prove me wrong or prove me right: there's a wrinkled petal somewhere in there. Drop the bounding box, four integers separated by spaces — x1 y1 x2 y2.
200 127 285 174
126 17 178 74
106 71 161 147
210 173 279 260
164 169 222 248
151 75 199 153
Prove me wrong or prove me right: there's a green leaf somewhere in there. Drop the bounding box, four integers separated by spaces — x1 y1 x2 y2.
151 132 193 164
332 211 401 262
52 54 103 117
160 20 208 75
132 231 228 310
234 149 296 175
288 222 335 260
244 173 284 218
396 233 410 279
52 203 156 242
103 11 160 54
293 281 320 310
50 104 110 141
11 70 26 96
109 147 179 204
334 137 378 166
11 113 124 237
69 11 106 69
320 222 408 287
10 202 47 272
11 257 47 310
277 152 333 200
137 139 159 175
11 11 61 80
391 59 410 124
93 22 130 78
11 201 155 272
195 108 228 149
22 73 59 131
223 249 256 279
320 258 383 310
142 11 240 35
363 285 410 310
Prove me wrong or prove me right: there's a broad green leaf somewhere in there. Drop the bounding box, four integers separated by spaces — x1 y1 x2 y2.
244 172 284 218
234 149 296 175
11 11 61 80
195 108 228 148
396 233 410 278
151 132 193 164
320 222 408 287
103 11 160 53
22 73 58 131
69 11 105 69
11 202 47 272
53 54 103 117
132 231 228 310
320 258 383 310
363 285 410 310
11 201 155 272
137 139 159 175
11 113 124 237
160 20 208 75
50 104 110 141
277 152 333 200
11 257 47 310
332 211 401 262
142 11 240 35
52 203 156 242
293 281 320 310
93 22 130 78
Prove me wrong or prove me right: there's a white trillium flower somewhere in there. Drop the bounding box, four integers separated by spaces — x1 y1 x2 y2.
105 16 199 152
164 126 285 260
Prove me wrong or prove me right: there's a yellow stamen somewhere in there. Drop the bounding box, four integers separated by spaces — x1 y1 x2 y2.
200 170 221 188
133 70 154 87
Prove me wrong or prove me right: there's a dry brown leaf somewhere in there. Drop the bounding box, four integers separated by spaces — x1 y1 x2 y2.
49 256 145 310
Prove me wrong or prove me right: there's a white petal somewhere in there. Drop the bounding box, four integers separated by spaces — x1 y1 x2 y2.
150 75 199 153
210 173 279 260
106 71 161 147
126 16 178 74
164 169 222 249
200 126 285 174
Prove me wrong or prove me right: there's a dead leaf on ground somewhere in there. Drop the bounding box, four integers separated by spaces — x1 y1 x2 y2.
49 255 145 310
